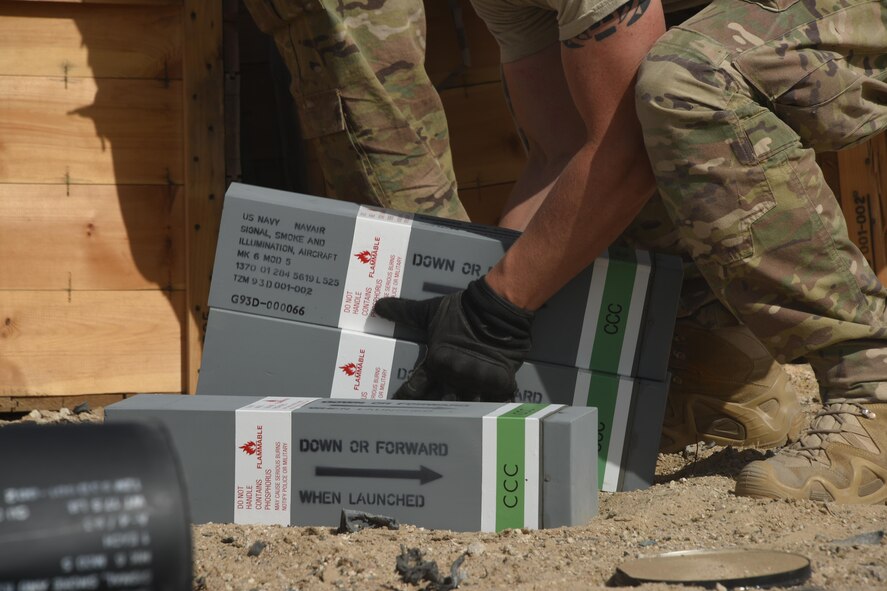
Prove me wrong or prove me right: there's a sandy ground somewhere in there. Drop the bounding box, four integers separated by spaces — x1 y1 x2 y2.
5 364 887 590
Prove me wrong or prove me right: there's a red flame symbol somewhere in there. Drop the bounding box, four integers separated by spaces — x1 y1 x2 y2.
240 441 257 455
354 250 372 264
340 363 357 376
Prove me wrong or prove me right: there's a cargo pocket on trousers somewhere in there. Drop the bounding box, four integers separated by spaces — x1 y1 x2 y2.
691 104 785 266
734 47 865 151
294 88 391 204
295 89 346 140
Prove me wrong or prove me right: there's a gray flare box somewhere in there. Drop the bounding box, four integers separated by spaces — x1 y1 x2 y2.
197 308 668 492
209 183 682 381
105 395 598 532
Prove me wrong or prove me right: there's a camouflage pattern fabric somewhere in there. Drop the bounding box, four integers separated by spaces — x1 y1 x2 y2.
244 0 470 220
633 0 887 402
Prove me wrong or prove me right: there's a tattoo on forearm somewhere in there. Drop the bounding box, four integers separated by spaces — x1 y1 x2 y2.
562 0 652 48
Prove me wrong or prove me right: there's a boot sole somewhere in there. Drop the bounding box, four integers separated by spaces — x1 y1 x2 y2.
736 457 887 505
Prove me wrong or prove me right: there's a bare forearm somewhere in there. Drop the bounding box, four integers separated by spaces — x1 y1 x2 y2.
494 44 588 232
486 0 664 310
498 154 571 231
486 120 655 309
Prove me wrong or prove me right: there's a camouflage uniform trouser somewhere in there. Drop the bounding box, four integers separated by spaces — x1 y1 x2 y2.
243 0 470 220
632 0 887 402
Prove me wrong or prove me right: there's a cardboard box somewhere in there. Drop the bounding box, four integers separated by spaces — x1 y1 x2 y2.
209 183 682 381
839 171 887 284
105 395 598 532
197 308 667 492
833 134 887 285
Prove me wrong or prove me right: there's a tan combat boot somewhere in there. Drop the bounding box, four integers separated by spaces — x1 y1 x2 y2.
661 318 803 453
735 402 887 503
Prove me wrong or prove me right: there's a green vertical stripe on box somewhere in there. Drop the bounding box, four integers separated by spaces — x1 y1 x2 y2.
585 374 620 486
589 250 638 374
496 404 546 531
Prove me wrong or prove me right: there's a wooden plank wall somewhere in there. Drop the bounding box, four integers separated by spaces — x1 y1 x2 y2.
424 0 524 224
0 0 222 404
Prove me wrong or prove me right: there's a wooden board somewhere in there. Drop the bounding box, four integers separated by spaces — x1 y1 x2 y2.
441 81 526 189
0 184 185 290
183 0 225 392
460 181 513 226
0 290 185 396
0 2 182 79
239 61 289 162
424 0 501 89
0 76 183 184
837 133 887 284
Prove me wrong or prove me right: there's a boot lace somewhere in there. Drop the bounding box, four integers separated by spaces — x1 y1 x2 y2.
790 402 876 459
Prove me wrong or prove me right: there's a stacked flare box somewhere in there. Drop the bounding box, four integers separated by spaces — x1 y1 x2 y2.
106 395 598 532
198 309 668 492
208 183 683 381
197 183 683 495
198 183 681 491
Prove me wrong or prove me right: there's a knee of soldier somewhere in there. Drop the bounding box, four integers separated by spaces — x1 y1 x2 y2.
635 31 732 128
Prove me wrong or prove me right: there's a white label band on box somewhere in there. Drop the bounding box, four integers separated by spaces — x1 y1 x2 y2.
338 206 414 336
481 403 564 532
234 397 317 525
330 330 398 399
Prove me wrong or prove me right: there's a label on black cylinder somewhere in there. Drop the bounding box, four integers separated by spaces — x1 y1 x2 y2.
0 422 191 591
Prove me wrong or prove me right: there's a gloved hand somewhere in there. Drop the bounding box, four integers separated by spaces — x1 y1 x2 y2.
373 277 534 401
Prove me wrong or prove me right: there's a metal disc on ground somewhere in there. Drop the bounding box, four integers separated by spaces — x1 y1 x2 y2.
613 548 811 589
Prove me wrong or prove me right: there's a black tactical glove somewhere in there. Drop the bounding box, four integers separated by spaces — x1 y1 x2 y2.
373 277 534 402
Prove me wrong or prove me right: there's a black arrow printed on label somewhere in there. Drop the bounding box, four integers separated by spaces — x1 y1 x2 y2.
315 465 442 485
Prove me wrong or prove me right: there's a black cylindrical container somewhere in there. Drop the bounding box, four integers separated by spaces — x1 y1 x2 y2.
0 421 192 590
